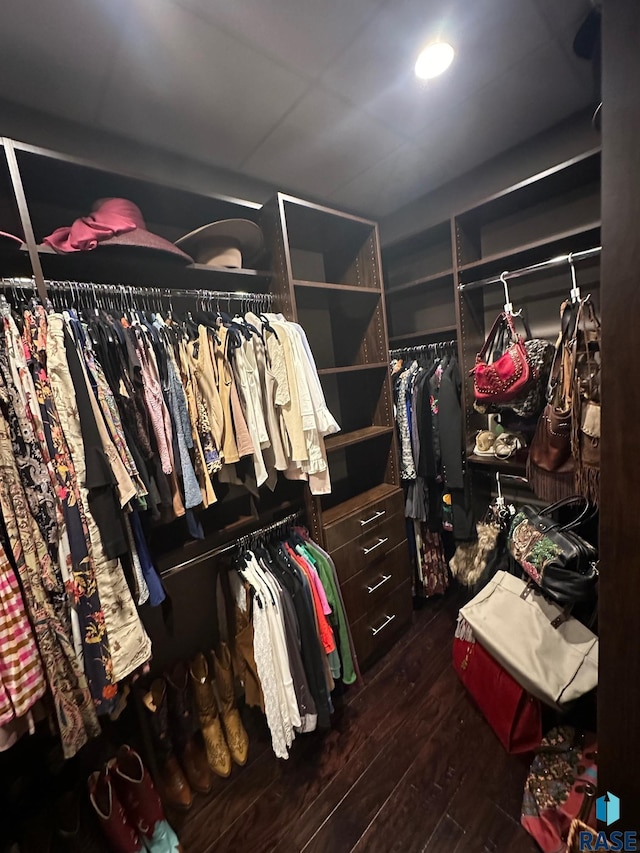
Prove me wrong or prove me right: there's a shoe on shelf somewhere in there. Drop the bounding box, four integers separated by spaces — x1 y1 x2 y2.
212 643 249 767
493 432 525 460
190 652 232 778
89 767 143 853
473 430 497 457
141 678 193 811
166 660 213 795
111 745 183 853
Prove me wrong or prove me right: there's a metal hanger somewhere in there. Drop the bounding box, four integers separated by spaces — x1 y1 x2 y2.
568 253 581 303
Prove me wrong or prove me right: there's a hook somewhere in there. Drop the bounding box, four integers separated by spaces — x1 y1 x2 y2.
568 252 581 303
495 471 505 508
500 271 514 316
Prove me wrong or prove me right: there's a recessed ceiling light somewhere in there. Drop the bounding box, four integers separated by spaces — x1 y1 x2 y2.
415 41 455 80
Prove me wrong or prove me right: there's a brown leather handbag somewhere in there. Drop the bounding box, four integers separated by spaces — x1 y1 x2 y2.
529 301 579 473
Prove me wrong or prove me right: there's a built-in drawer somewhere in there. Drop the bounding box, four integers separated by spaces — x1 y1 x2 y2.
350 578 413 669
341 540 412 625
331 511 407 584
324 488 404 553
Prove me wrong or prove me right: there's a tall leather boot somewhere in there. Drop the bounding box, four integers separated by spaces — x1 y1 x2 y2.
166 661 213 795
112 745 183 853
141 678 193 811
212 643 249 766
189 652 232 778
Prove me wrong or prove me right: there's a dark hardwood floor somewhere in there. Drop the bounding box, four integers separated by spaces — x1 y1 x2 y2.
175 590 540 853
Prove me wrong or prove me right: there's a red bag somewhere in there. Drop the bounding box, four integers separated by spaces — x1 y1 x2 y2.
453 624 542 754
521 726 598 853
472 312 532 404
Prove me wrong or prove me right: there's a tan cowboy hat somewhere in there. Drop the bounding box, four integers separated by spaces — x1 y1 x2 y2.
175 219 263 268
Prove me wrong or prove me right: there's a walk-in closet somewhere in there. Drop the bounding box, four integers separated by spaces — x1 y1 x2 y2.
0 0 637 850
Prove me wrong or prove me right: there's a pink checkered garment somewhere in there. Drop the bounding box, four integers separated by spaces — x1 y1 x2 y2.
0 545 46 725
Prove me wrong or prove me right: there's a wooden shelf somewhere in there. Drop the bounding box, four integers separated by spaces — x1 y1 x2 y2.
389 325 457 344
322 482 400 527
457 221 601 278
317 362 388 375
293 279 381 294
324 425 394 453
386 268 454 296
34 244 273 287
467 453 528 477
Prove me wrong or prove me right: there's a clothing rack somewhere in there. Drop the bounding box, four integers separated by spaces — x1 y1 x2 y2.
0 276 275 311
458 245 602 292
161 510 303 580
389 339 457 358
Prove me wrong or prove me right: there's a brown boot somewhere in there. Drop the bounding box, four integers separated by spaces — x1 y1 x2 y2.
189 652 232 778
213 643 249 766
166 661 213 795
142 678 193 811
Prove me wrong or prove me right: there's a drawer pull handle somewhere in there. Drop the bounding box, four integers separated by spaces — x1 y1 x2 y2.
371 613 396 636
360 509 386 527
367 574 392 594
363 537 388 556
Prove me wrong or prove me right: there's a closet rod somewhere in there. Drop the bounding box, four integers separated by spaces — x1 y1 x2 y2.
458 245 602 292
390 339 457 357
0 276 275 306
161 510 303 580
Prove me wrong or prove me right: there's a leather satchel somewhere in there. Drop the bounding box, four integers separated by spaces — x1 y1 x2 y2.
507 497 598 608
454 619 542 754
460 571 598 709
472 312 532 404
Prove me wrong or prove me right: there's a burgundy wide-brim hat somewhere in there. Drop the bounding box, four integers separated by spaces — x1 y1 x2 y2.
0 230 24 252
43 198 193 264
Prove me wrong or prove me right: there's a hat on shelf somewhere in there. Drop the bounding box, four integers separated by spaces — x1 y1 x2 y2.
0 230 23 251
175 219 263 269
42 198 193 263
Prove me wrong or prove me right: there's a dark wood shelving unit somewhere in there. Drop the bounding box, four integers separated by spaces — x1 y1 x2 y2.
324 425 394 453
389 324 457 345
456 221 601 279
466 454 528 477
262 191 410 670
293 279 381 294
385 268 454 296
317 362 388 375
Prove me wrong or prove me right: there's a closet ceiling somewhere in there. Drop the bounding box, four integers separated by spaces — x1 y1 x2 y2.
0 0 593 216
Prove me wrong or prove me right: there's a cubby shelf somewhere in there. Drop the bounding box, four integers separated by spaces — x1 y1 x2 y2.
389 325 457 344
386 268 454 296
324 425 394 453
466 453 528 477
317 362 388 375
457 221 601 278
293 279 381 293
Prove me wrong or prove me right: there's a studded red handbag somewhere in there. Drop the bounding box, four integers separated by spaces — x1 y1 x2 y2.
472 312 532 404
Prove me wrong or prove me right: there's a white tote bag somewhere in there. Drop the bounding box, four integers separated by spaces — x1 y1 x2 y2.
460 570 598 709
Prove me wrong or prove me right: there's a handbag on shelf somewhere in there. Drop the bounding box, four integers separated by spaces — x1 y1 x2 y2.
472 311 532 404
507 496 599 608
460 571 598 709
453 617 542 754
522 726 598 853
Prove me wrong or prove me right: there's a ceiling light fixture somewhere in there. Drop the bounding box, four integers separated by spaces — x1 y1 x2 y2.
414 41 455 80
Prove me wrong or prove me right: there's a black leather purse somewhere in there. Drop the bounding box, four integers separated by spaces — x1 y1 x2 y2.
507 496 598 608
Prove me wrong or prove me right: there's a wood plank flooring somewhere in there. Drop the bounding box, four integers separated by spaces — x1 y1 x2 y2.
175 590 539 853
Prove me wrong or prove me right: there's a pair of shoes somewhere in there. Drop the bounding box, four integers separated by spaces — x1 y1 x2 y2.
190 643 249 778
89 745 183 853
473 430 525 460
142 662 212 812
